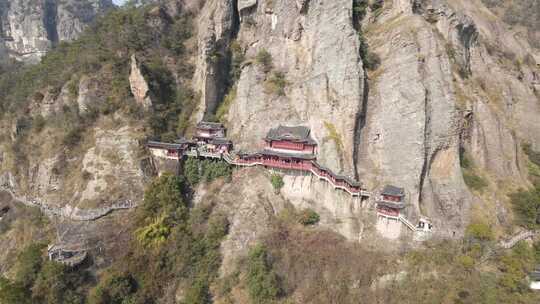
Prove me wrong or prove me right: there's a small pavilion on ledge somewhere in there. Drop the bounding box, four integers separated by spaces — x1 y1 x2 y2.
376 185 406 219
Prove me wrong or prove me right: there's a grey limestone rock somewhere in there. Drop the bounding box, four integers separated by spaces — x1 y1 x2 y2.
0 0 113 62
129 55 153 110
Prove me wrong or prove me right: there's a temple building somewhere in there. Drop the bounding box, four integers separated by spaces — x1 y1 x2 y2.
530 266 540 290
235 125 367 197
237 125 318 170
47 243 87 267
195 121 226 142
264 125 317 155
207 138 233 154
417 217 433 232
147 138 194 160
376 185 406 219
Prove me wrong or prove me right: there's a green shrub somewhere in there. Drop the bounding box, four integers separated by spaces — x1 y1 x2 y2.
135 215 171 248
298 209 320 226
31 261 86 304
480 0 539 48
138 173 188 225
359 33 381 71
91 168 230 303
370 0 384 11
246 244 282 303
229 41 245 82
216 87 236 122
89 273 137 304
62 125 84 147
183 159 233 186
460 150 472 169
32 115 46 132
523 143 540 167
324 121 344 154
460 151 488 192
201 160 233 183
264 71 288 96
0 277 30 304
183 278 211 304
14 243 46 288
270 174 284 193
463 171 488 192
1 3 196 148
184 157 201 185
498 241 535 292
457 254 475 271
352 0 369 24
508 184 540 228
255 49 273 73
534 240 540 263
465 222 494 242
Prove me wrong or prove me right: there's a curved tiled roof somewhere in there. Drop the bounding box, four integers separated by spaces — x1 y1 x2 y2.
209 138 233 145
265 125 317 145
197 121 224 130
147 141 184 150
381 185 405 197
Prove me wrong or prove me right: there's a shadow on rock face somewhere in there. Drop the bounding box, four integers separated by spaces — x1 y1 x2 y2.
0 206 9 217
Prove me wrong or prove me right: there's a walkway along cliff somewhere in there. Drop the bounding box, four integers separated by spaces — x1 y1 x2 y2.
147 121 435 239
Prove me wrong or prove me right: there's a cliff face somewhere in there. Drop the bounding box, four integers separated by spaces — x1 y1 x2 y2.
194 0 540 240
0 0 113 62
0 0 538 246
195 0 364 175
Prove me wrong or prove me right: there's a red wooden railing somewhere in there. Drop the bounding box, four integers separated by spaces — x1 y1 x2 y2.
148 141 368 197
377 207 399 217
233 155 364 196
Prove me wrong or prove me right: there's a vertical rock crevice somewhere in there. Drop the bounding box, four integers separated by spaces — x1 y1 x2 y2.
417 88 431 209
351 0 370 179
212 0 241 117
43 0 59 45
202 0 242 120
353 69 369 180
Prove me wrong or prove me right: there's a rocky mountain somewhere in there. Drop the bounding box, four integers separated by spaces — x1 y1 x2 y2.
0 0 114 62
0 0 539 303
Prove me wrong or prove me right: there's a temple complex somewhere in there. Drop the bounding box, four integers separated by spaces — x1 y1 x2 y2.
146 121 433 238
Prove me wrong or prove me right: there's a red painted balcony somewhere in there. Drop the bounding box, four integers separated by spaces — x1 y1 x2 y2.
377 207 400 217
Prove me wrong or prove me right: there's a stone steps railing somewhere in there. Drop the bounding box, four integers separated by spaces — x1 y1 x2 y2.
0 186 138 221
398 215 417 231
499 230 537 249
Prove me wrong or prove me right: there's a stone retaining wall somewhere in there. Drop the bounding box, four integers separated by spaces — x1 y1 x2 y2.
0 181 138 221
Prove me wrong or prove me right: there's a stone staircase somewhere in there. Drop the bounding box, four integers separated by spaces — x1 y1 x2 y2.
499 230 537 249
398 215 417 231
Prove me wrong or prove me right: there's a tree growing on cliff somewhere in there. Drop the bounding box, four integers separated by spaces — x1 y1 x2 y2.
270 174 284 193
509 183 540 229
0 277 30 304
255 49 273 74
13 243 47 289
137 173 188 233
246 244 282 303
298 209 320 226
